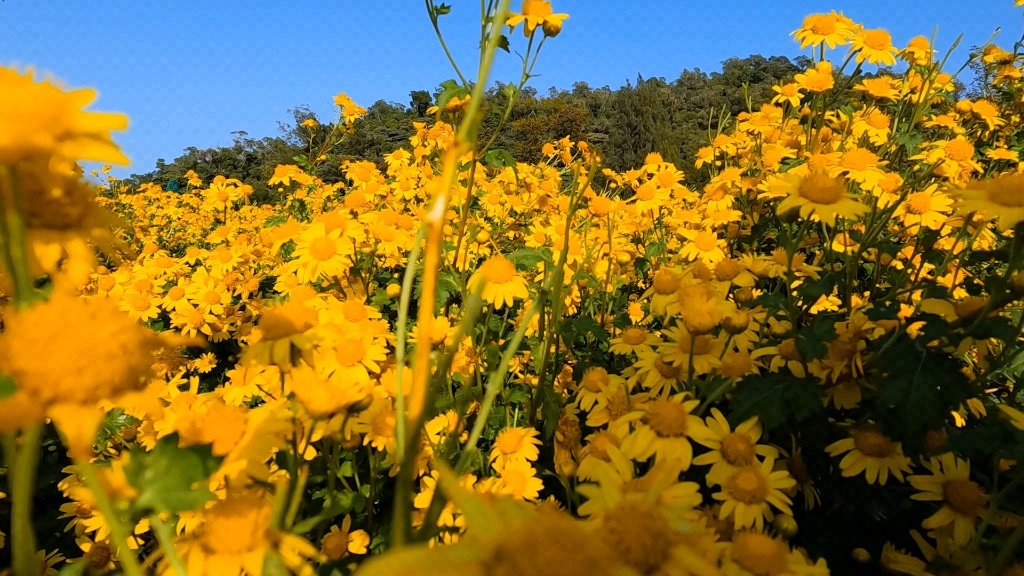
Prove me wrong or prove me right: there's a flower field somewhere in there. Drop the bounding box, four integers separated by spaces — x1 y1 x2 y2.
3 1 1024 575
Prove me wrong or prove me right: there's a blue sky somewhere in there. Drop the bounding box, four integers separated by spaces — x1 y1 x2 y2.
2 0 1020 179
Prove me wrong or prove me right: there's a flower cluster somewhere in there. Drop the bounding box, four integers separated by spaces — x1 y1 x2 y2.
3 1 1024 575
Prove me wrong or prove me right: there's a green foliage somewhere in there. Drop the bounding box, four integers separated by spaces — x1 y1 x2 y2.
124 434 223 516
0 374 15 401
729 373 825 430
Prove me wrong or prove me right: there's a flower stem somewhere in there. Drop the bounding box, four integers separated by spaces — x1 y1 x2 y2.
78 459 145 576
5 426 42 576
150 515 187 576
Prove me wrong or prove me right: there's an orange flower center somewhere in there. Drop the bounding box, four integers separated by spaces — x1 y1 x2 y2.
693 231 719 252
479 256 517 284
130 294 152 312
620 328 648 346
581 368 609 392
945 140 975 162
714 259 742 281
97 275 117 292
496 430 526 455
853 429 895 458
943 479 988 518
85 542 113 571
861 29 891 50
731 532 790 576
309 236 338 261
842 149 875 172
655 357 679 379
202 290 222 305
798 170 846 204
721 432 757 466
727 467 770 504
808 14 836 36
645 399 691 438
335 339 368 368
904 192 933 215
652 270 681 295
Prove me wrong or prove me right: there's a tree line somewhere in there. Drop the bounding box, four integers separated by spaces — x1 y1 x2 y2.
127 54 820 201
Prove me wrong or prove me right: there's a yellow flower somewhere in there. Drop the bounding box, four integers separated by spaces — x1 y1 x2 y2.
954 173 1024 229
794 61 835 93
506 1 569 38
825 427 913 485
621 393 707 467
0 291 164 410
909 453 989 546
893 185 954 231
854 76 901 100
0 65 129 164
495 459 545 501
792 12 853 49
609 326 660 356
851 28 897 66
490 426 543 470
773 168 869 226
712 455 796 531
998 404 1024 430
693 409 779 486
469 254 530 309
320 515 370 561
174 489 322 576
291 222 353 283
242 299 320 372
722 531 829 576
771 82 804 107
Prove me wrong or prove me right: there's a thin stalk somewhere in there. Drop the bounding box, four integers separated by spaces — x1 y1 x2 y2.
151 516 187 576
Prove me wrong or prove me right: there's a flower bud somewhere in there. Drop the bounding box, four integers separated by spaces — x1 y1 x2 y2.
542 19 563 38
733 287 754 304
723 310 751 334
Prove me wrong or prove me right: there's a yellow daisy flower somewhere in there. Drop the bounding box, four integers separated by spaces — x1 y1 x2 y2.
825 426 913 485
909 453 989 547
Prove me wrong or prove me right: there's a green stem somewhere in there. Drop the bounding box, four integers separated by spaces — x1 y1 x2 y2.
6 426 42 576
79 459 145 576
151 516 187 576
0 166 36 307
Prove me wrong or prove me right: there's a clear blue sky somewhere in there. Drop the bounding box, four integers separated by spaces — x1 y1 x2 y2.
2 0 1019 179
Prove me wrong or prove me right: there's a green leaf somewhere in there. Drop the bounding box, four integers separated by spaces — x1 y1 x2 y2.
370 288 391 309
263 214 288 228
496 34 511 53
455 385 483 416
482 148 516 170
644 241 666 259
729 373 824 430
539 383 562 440
436 272 460 307
573 317 609 344
796 273 835 302
796 314 838 361
507 247 551 270
872 334 974 451
125 434 223 515
433 3 452 16
290 491 356 534
94 408 141 451
0 374 16 401
507 388 531 404
502 83 519 101
436 79 469 112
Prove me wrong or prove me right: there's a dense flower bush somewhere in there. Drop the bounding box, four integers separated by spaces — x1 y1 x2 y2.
2 1 1024 575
